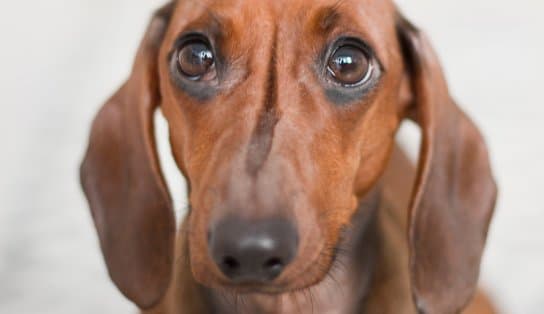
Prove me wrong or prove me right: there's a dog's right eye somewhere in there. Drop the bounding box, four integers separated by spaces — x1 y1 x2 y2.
176 39 216 81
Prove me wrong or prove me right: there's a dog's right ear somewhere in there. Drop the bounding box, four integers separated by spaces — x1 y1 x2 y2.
80 2 176 309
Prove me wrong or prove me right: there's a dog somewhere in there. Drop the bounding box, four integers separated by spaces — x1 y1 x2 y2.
80 1 498 313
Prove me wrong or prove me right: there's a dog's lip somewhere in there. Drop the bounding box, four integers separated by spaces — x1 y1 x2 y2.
213 282 290 295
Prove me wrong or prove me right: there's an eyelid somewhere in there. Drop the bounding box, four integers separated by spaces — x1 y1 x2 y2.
329 36 385 73
331 37 375 58
169 31 217 61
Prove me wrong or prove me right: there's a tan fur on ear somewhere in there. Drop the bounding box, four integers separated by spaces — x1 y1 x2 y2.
397 14 497 314
80 2 176 309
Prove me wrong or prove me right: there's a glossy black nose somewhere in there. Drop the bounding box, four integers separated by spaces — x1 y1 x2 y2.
209 217 298 283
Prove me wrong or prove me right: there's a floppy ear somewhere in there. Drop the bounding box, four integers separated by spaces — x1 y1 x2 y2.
80 3 176 309
396 14 498 314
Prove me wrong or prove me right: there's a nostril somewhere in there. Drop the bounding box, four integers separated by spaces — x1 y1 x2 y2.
263 257 284 279
222 256 240 271
263 257 283 269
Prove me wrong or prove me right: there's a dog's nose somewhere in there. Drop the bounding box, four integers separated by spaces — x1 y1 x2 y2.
209 217 298 283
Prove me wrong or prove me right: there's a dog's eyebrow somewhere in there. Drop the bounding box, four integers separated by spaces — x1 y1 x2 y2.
308 1 348 34
179 8 228 39
312 6 341 33
206 9 227 34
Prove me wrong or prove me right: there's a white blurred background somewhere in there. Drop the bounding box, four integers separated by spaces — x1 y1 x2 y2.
0 0 542 313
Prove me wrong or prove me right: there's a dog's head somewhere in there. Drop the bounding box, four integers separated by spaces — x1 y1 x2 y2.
81 1 496 312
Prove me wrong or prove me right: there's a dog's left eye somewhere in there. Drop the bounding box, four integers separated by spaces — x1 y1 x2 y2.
176 40 216 81
327 44 373 86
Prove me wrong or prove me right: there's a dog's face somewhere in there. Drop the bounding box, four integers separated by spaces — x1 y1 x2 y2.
81 0 496 312
159 0 405 293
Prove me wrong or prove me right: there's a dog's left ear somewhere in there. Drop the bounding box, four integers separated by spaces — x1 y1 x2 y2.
396 13 497 314
80 3 176 309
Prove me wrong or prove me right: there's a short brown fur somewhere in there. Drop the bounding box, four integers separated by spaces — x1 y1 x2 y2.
81 1 498 313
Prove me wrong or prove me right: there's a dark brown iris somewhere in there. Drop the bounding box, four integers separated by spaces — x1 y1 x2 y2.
177 41 215 80
327 45 371 85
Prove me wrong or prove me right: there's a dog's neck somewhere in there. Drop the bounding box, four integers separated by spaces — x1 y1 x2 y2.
206 191 381 314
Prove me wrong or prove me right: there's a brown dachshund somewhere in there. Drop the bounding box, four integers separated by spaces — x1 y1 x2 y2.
80 1 498 313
